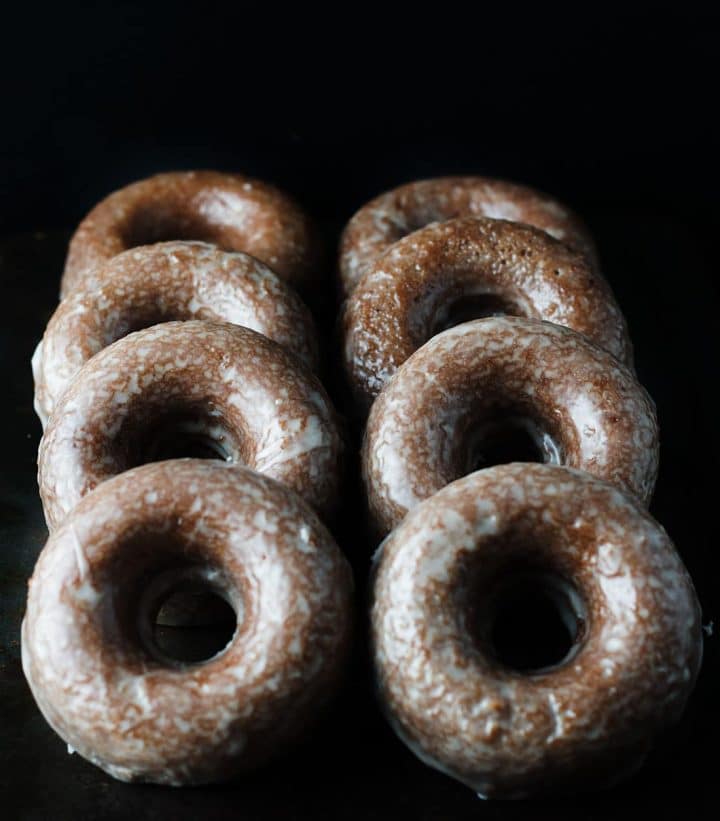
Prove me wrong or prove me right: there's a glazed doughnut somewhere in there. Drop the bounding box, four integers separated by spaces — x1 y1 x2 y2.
39 320 343 530
61 170 319 296
339 176 598 296
371 464 702 798
33 241 319 427
343 217 631 410
22 460 353 785
363 317 657 537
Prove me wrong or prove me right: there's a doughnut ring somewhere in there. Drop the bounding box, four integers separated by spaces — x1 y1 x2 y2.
33 241 319 427
371 464 702 798
39 320 343 530
363 317 657 537
22 460 353 785
343 217 631 410
339 176 598 296
61 170 319 297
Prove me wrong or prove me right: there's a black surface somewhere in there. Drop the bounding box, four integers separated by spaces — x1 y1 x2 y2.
1 8 718 819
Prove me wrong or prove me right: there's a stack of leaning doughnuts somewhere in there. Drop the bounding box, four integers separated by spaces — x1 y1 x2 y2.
24 172 353 785
340 178 702 798
22 171 702 799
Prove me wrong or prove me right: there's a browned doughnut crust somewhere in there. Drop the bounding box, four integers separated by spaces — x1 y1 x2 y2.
343 218 631 411
38 320 343 530
61 170 319 296
363 317 657 537
23 461 354 785
339 176 598 296
371 465 702 798
33 241 319 427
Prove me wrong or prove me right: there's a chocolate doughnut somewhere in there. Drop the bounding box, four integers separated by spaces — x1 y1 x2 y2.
23 460 353 785
344 217 631 410
33 241 319 427
39 320 343 530
371 464 702 798
61 170 319 296
363 317 657 537
339 176 598 296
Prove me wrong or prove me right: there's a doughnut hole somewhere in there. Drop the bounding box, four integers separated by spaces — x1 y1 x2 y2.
383 212 437 244
121 204 223 249
111 398 248 470
430 291 525 335
462 557 588 675
100 306 192 347
95 531 244 668
406 280 531 349
142 415 233 462
140 568 240 665
454 405 563 475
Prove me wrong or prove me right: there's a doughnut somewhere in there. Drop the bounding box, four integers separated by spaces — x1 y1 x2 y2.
339 176 598 296
22 460 353 785
343 217 631 410
33 241 319 428
363 317 657 537
61 170 319 297
371 464 702 798
38 320 343 531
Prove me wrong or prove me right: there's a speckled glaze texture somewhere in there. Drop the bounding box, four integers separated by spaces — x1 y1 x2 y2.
33 241 319 427
343 218 631 410
339 176 598 296
371 464 702 799
61 170 319 296
38 320 343 530
22 461 354 785
363 317 657 537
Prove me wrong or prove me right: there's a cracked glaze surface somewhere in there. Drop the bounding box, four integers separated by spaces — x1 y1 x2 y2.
343 218 631 410
371 464 702 798
33 241 319 427
39 320 343 530
339 176 598 296
61 170 319 296
23 461 354 785
363 317 657 537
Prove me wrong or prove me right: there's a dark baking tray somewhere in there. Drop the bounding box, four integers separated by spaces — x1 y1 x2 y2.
1 195 718 819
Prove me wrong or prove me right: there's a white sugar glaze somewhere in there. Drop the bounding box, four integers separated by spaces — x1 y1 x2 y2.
23 461 354 785
371 464 702 798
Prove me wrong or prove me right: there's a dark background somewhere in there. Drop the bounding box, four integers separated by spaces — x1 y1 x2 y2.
1 7 717 819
